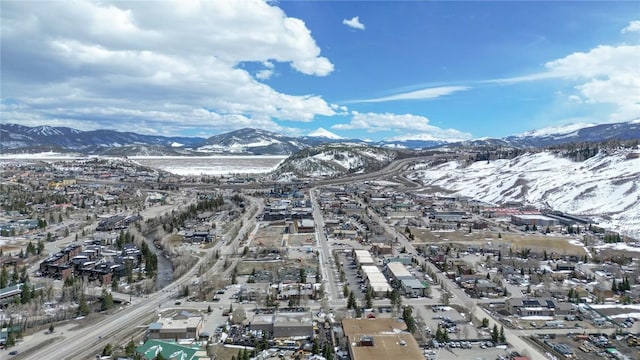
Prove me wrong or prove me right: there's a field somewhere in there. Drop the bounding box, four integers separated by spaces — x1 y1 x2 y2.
406 226 588 255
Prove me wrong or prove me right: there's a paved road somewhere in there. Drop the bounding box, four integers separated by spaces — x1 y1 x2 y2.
309 188 339 306
23 197 261 360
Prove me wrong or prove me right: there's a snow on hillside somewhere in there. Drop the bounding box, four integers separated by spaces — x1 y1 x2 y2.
516 122 597 138
308 128 343 139
274 144 396 178
408 149 640 238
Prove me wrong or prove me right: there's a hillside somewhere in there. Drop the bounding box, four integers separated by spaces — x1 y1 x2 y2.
408 148 640 238
273 143 399 179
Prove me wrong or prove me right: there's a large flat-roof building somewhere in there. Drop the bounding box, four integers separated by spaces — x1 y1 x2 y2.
511 214 559 227
385 262 427 297
249 311 314 339
148 315 203 340
361 265 392 297
342 318 423 360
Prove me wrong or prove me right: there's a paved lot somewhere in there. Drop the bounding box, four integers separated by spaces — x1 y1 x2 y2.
425 347 513 360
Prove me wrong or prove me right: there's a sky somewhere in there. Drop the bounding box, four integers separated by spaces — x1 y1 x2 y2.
1 1 639 142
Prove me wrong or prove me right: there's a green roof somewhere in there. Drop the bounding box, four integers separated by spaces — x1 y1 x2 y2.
136 339 199 360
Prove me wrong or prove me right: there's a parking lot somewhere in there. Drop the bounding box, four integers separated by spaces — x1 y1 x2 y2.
335 251 368 301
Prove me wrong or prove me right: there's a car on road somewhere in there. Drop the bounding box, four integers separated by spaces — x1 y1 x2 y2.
8 350 18 355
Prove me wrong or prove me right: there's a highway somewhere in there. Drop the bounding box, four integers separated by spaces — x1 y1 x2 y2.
23 196 262 360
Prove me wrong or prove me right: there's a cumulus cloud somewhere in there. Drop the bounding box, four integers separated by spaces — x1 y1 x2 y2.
332 112 472 141
621 20 640 33
487 44 640 123
343 16 365 30
0 0 335 135
348 86 470 103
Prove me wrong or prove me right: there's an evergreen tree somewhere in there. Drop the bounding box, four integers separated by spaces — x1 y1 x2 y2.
20 282 31 304
78 293 90 316
402 306 416 333
101 289 113 311
347 291 356 309
499 326 505 343
0 266 8 288
491 324 499 343
125 340 136 356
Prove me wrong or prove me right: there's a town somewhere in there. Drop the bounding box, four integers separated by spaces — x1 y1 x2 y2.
0 154 639 360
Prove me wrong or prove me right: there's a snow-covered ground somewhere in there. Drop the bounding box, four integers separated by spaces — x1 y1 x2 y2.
409 149 640 238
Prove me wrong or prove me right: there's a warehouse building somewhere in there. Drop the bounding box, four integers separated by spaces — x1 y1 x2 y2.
511 214 559 227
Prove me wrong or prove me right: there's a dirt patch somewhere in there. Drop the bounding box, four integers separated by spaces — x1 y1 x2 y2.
252 225 286 248
407 227 587 255
287 233 315 247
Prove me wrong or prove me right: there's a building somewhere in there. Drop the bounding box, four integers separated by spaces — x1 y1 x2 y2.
147 315 203 340
505 298 559 317
510 214 559 227
136 339 203 360
342 318 423 360
293 219 315 233
273 311 314 338
431 211 467 222
384 262 426 297
353 250 375 266
249 311 314 339
361 265 393 297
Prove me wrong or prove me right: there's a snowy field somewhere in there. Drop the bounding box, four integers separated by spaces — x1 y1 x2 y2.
0 153 286 176
129 155 286 175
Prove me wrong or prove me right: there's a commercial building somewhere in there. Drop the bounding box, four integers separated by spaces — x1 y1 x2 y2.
147 315 203 340
361 265 393 297
510 214 559 227
384 262 426 297
342 318 423 360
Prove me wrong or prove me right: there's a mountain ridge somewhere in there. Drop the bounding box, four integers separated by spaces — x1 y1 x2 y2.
1 120 639 156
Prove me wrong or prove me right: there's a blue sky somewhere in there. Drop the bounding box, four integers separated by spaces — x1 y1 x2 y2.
1 1 639 141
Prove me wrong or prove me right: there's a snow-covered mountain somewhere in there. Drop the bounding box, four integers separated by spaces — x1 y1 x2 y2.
2 120 638 155
273 143 399 178
503 120 640 147
0 123 205 152
197 128 334 155
308 128 343 140
408 148 640 238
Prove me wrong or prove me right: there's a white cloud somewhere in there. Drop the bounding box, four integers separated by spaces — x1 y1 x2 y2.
343 16 365 30
621 20 640 33
348 86 470 103
331 112 472 141
487 44 640 123
0 0 335 133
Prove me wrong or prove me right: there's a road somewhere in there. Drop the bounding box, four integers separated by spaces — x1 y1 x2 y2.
22 196 262 360
309 188 340 306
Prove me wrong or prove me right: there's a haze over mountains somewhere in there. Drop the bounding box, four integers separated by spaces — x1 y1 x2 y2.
1 120 639 156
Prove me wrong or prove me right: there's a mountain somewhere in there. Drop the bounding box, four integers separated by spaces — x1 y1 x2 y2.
377 139 449 149
308 127 343 140
407 148 640 239
503 120 640 147
272 143 399 178
197 127 331 155
0 123 205 153
2 120 639 156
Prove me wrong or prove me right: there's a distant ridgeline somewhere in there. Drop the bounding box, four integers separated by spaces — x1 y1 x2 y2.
468 139 639 163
